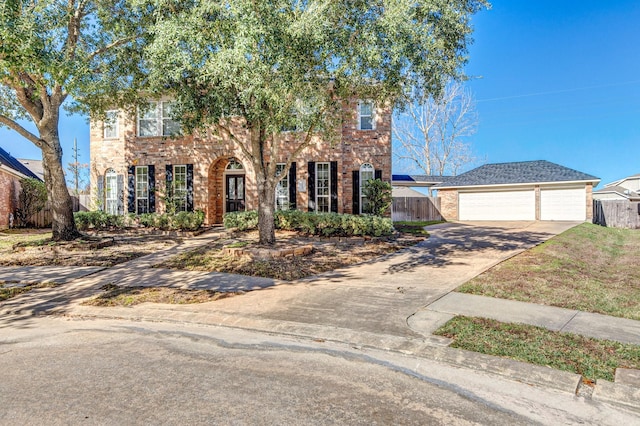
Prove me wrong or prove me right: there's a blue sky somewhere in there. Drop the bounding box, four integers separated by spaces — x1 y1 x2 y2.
1 1 639 188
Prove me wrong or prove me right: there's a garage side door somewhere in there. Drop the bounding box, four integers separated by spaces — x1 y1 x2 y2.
540 187 586 221
459 190 535 221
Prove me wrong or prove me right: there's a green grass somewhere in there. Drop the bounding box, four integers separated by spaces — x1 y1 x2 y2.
458 223 640 320
0 231 52 250
393 220 443 235
435 316 640 382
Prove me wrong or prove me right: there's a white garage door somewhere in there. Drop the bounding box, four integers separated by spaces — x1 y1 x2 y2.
540 187 586 221
459 190 535 221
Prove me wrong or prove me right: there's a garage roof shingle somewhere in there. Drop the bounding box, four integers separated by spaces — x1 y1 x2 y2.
435 160 599 188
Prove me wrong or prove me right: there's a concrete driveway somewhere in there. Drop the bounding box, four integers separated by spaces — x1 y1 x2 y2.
114 220 579 344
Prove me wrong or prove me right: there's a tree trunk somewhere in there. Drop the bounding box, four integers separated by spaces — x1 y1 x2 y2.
40 125 80 241
257 173 276 245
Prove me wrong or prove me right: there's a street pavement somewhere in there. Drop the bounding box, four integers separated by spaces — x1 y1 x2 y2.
1 220 640 418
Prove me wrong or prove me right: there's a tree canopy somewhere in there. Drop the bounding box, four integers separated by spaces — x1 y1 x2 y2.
0 0 152 239
141 0 488 243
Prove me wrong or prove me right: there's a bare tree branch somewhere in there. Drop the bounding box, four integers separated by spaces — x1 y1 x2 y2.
0 114 42 148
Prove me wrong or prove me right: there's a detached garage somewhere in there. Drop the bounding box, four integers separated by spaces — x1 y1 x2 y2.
437 161 600 222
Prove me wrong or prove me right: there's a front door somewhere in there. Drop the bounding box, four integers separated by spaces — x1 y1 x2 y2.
226 175 245 213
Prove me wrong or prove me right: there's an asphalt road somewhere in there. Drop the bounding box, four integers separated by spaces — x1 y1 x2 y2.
1 317 636 425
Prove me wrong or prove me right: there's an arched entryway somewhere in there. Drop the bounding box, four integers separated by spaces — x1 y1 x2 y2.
207 157 246 224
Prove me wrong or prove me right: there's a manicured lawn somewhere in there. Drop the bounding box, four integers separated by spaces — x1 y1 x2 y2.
434 316 640 382
458 223 640 320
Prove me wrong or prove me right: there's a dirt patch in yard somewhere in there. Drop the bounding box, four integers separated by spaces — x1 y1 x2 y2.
458 223 640 320
83 284 238 307
159 230 424 281
0 230 179 267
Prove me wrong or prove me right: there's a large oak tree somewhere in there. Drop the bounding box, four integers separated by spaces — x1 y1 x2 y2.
0 0 151 240
141 0 488 245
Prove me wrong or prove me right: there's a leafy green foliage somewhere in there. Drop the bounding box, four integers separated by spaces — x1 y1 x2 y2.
75 211 204 231
362 179 392 216
15 178 48 227
225 210 393 237
142 0 488 244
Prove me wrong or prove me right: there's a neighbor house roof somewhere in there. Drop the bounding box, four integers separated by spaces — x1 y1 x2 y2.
0 147 41 180
17 158 44 181
593 185 640 200
603 173 640 188
435 160 599 189
391 174 450 187
392 187 428 198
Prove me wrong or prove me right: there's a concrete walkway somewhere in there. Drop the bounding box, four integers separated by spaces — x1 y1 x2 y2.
412 292 640 345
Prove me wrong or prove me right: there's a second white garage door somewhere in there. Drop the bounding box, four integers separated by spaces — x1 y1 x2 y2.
540 187 586 221
459 190 535 221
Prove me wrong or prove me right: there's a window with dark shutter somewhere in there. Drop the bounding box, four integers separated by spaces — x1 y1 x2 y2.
352 170 360 215
186 164 194 212
307 161 316 211
288 162 297 209
148 165 156 213
330 161 338 213
127 166 135 213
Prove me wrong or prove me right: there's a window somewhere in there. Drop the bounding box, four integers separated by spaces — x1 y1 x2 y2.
104 110 119 139
135 166 149 214
226 158 244 171
315 162 330 213
358 101 375 130
359 163 375 214
275 164 289 210
105 169 118 215
172 165 187 212
137 101 180 137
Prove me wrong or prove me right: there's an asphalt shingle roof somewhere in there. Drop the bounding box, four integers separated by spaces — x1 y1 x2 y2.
0 146 41 180
435 160 599 188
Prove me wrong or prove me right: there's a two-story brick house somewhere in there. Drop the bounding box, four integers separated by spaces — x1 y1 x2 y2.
90 100 391 225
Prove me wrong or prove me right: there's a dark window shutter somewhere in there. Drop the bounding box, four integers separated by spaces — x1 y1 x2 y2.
96 175 105 211
307 161 315 212
127 166 135 213
375 169 382 180
148 165 156 213
117 174 124 215
186 164 194 212
330 161 338 213
288 162 297 210
352 170 360 215
166 164 173 201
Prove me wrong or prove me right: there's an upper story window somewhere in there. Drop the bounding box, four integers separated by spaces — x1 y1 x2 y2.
137 101 180 137
358 101 375 130
104 110 119 139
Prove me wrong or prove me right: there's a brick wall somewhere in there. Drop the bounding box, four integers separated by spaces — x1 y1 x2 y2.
586 183 594 221
0 169 20 229
90 100 392 224
438 189 458 221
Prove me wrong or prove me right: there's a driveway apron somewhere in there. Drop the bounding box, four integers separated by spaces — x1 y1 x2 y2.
188 221 578 338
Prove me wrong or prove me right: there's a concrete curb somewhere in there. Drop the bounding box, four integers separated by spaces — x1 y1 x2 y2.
64 305 582 396
593 380 640 413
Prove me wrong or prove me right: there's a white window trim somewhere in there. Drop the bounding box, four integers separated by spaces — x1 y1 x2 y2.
172 165 188 212
275 163 289 210
105 168 118 215
359 163 375 214
104 110 119 139
135 166 149 214
137 101 179 137
315 162 330 213
358 100 376 131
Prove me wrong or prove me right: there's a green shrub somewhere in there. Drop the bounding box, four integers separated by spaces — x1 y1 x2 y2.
362 179 392 217
226 210 393 237
224 210 259 230
173 210 205 231
74 211 123 231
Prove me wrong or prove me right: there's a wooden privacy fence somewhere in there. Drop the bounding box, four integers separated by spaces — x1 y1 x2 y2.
593 200 640 229
26 195 90 228
392 196 442 222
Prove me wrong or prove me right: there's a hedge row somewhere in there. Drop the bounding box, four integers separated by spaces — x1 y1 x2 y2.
74 210 205 232
223 210 394 237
